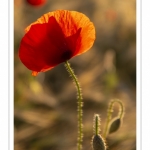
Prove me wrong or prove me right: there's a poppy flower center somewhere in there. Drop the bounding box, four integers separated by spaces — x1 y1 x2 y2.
61 50 72 61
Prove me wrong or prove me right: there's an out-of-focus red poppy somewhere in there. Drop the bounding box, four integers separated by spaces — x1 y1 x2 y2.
105 9 117 22
26 0 46 6
19 10 96 76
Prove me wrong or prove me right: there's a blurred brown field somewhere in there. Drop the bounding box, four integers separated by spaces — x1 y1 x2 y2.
14 0 136 150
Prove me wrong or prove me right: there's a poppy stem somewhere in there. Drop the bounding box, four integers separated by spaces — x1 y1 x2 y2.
65 61 83 150
94 114 100 136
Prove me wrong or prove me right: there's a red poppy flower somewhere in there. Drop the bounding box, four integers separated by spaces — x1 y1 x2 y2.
26 0 46 6
19 10 96 76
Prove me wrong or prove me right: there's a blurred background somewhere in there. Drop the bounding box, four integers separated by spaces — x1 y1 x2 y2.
14 0 136 150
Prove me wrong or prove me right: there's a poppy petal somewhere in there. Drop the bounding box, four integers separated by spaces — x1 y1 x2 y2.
19 16 70 72
51 10 96 56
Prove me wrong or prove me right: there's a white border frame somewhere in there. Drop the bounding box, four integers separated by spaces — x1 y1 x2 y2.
0 0 9 149
0 0 13 150
141 0 150 150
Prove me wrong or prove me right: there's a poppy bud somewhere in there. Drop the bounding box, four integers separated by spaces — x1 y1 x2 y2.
92 135 106 150
108 117 121 134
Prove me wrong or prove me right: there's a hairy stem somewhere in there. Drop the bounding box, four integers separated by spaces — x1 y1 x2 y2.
65 61 83 150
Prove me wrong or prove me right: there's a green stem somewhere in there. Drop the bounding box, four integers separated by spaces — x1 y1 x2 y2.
65 61 83 150
94 114 100 135
116 100 124 119
103 100 114 138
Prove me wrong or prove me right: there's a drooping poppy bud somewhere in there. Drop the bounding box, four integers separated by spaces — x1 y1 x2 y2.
19 10 96 76
108 117 122 134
